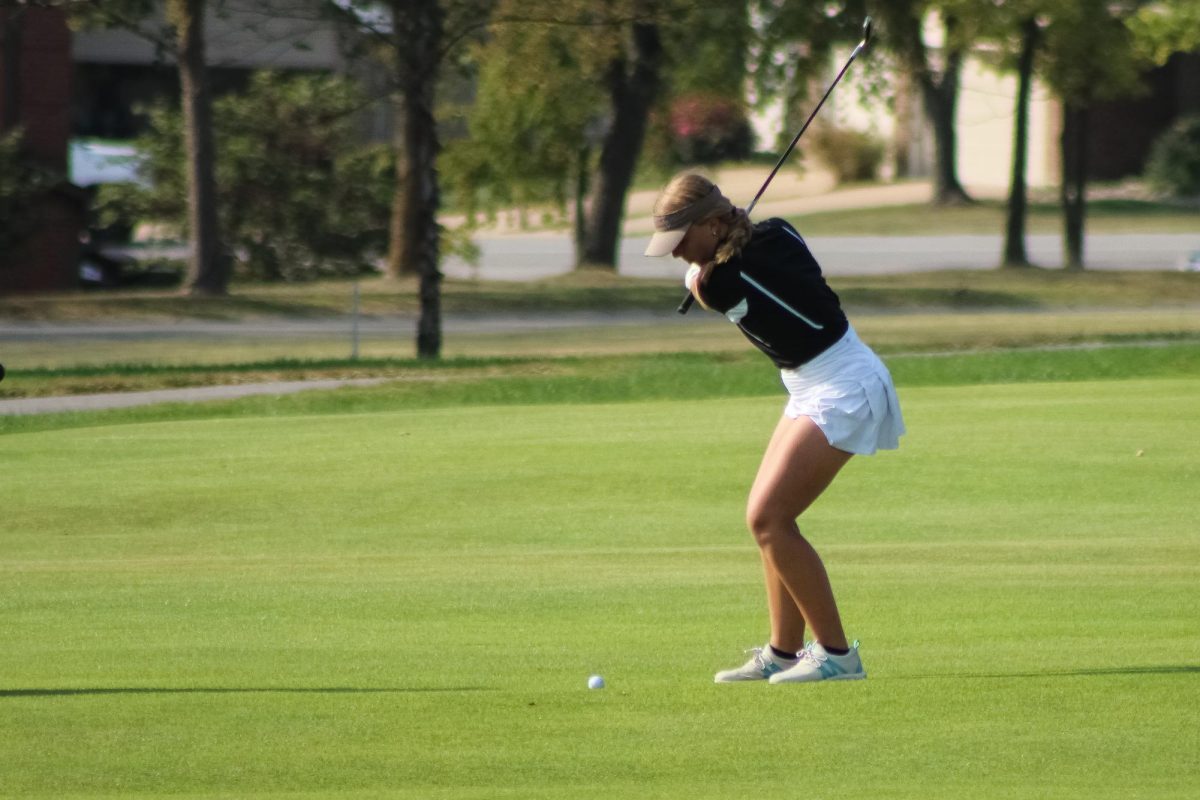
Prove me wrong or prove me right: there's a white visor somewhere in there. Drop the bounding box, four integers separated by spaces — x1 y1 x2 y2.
643 225 689 257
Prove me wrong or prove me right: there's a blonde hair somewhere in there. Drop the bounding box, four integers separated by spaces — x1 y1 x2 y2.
655 173 753 307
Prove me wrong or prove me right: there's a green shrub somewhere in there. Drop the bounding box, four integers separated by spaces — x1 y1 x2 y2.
97 72 393 282
809 124 885 184
1145 115 1200 197
0 129 60 257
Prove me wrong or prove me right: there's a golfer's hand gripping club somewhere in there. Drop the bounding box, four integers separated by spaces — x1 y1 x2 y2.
677 17 872 315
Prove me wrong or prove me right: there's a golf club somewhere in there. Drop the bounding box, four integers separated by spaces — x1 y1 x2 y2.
678 16 873 314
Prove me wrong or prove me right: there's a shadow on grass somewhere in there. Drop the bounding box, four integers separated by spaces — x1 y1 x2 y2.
904 665 1200 680
0 686 489 698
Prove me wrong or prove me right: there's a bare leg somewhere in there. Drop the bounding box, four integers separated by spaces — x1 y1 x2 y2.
747 415 853 651
753 417 807 653
762 553 806 653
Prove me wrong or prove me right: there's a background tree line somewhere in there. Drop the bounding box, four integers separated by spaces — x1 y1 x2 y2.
5 0 1197 359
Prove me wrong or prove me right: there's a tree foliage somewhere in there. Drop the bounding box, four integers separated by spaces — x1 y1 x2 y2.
664 1 751 100
67 0 162 44
1039 0 1146 107
1127 0 1200 66
442 0 673 267
101 72 393 281
441 2 607 225
749 0 870 130
443 1 756 236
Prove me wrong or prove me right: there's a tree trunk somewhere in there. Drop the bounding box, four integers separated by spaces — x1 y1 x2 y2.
1061 102 1088 270
386 98 408 278
1002 16 1038 268
573 145 590 266
169 0 227 296
579 13 662 268
387 0 444 359
1 7 23 129
892 69 914 178
911 14 972 206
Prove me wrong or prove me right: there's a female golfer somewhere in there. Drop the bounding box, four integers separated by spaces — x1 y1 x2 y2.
645 173 904 684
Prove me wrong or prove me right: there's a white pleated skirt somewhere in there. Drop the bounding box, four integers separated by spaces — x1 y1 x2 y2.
780 326 905 455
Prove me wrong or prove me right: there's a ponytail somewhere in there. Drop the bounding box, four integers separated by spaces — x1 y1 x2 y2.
713 207 753 265
691 207 753 310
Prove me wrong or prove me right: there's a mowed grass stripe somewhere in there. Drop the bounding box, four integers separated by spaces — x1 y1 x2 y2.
3 341 1200 438
1 378 1197 797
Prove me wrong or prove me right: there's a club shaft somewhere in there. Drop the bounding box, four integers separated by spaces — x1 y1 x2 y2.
678 33 869 315
745 41 865 217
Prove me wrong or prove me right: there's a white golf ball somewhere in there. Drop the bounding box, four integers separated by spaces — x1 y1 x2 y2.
587 675 605 690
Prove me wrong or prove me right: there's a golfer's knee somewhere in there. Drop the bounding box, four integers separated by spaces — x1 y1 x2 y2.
746 503 787 547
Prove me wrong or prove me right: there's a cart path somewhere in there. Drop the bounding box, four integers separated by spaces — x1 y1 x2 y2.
0 378 390 416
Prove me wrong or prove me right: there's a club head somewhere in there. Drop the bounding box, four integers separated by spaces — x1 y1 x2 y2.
861 16 873 47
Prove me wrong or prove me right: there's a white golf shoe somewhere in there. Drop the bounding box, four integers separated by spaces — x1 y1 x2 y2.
714 645 799 683
769 640 866 684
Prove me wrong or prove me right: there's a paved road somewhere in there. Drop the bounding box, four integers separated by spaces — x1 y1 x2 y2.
102 232 1200 282
444 232 1200 281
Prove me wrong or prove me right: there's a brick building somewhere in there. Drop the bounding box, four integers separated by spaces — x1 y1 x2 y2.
0 5 82 293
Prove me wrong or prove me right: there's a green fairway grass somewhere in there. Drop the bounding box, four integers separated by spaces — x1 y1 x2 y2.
3 341 1199 438
2 356 1198 796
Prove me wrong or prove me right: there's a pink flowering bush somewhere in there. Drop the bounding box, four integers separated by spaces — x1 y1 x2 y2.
665 93 754 165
